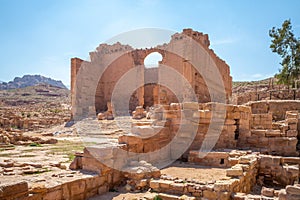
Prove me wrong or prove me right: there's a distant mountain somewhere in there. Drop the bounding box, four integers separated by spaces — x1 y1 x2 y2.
0 75 67 90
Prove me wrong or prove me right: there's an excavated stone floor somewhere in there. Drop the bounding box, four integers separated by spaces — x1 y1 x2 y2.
160 161 228 183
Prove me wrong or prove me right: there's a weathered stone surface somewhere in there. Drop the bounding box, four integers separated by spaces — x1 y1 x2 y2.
226 166 243 177
261 187 274 197
286 185 300 195
203 190 217 199
0 181 28 199
150 179 160 191
71 29 232 119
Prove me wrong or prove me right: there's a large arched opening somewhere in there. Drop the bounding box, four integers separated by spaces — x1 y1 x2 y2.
143 52 162 108
144 52 163 68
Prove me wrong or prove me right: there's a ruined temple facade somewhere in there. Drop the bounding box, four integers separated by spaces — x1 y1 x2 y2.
71 29 232 115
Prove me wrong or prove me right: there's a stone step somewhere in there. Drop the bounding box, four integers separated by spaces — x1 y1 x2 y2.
0 143 15 150
149 178 202 199
152 193 196 200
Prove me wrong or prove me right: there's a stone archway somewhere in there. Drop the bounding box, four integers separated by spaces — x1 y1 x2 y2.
143 51 162 108
71 29 232 119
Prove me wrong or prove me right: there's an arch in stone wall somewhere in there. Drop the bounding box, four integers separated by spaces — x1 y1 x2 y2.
71 29 231 119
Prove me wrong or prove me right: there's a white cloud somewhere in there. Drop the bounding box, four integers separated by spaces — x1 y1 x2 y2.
233 73 275 81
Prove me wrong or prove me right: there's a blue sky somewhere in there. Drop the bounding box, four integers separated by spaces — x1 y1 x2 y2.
0 0 300 86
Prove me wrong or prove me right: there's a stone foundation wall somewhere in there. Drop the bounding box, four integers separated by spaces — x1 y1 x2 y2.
0 174 109 200
150 152 258 200
119 102 299 163
188 150 247 168
246 100 300 121
0 181 28 200
119 102 252 161
235 89 300 105
258 155 300 187
245 110 299 156
70 147 124 187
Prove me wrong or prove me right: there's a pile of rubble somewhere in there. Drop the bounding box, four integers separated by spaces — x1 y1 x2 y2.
0 159 66 176
97 102 114 120
0 128 57 145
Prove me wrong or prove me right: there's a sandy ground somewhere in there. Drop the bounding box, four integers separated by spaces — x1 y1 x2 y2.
89 191 155 200
160 161 228 182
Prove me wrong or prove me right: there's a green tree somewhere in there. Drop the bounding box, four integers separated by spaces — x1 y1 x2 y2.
269 19 300 87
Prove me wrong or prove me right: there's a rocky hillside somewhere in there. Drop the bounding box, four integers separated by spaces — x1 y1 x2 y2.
231 77 300 104
0 84 69 107
233 77 276 94
0 75 67 90
0 84 70 139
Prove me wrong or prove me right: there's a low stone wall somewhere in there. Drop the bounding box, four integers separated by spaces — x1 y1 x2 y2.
0 173 109 200
235 89 300 105
119 101 299 162
188 150 247 168
70 147 124 188
150 153 258 200
258 155 300 187
245 100 300 121
279 184 300 200
230 155 300 199
0 143 161 200
70 146 161 192
0 181 28 200
246 110 299 156
119 102 252 161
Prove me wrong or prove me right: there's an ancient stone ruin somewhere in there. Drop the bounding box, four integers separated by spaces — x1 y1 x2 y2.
70 28 232 118
2 29 300 200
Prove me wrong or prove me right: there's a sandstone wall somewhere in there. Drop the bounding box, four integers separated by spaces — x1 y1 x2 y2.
258 155 300 186
0 174 111 200
246 100 300 120
119 102 299 163
71 29 232 118
118 102 252 161
235 89 300 105
150 152 258 199
245 111 299 156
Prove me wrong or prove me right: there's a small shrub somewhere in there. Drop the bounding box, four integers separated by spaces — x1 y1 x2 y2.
11 125 18 129
153 195 162 200
27 113 31 118
68 153 75 162
109 188 118 192
49 109 62 113
29 142 42 147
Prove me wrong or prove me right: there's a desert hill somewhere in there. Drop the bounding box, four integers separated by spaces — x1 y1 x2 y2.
0 83 69 107
0 74 67 90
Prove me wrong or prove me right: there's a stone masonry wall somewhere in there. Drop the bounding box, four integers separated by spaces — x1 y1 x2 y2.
119 101 299 163
246 100 300 120
119 102 252 162
71 29 232 118
0 173 110 200
150 152 258 200
245 110 299 156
